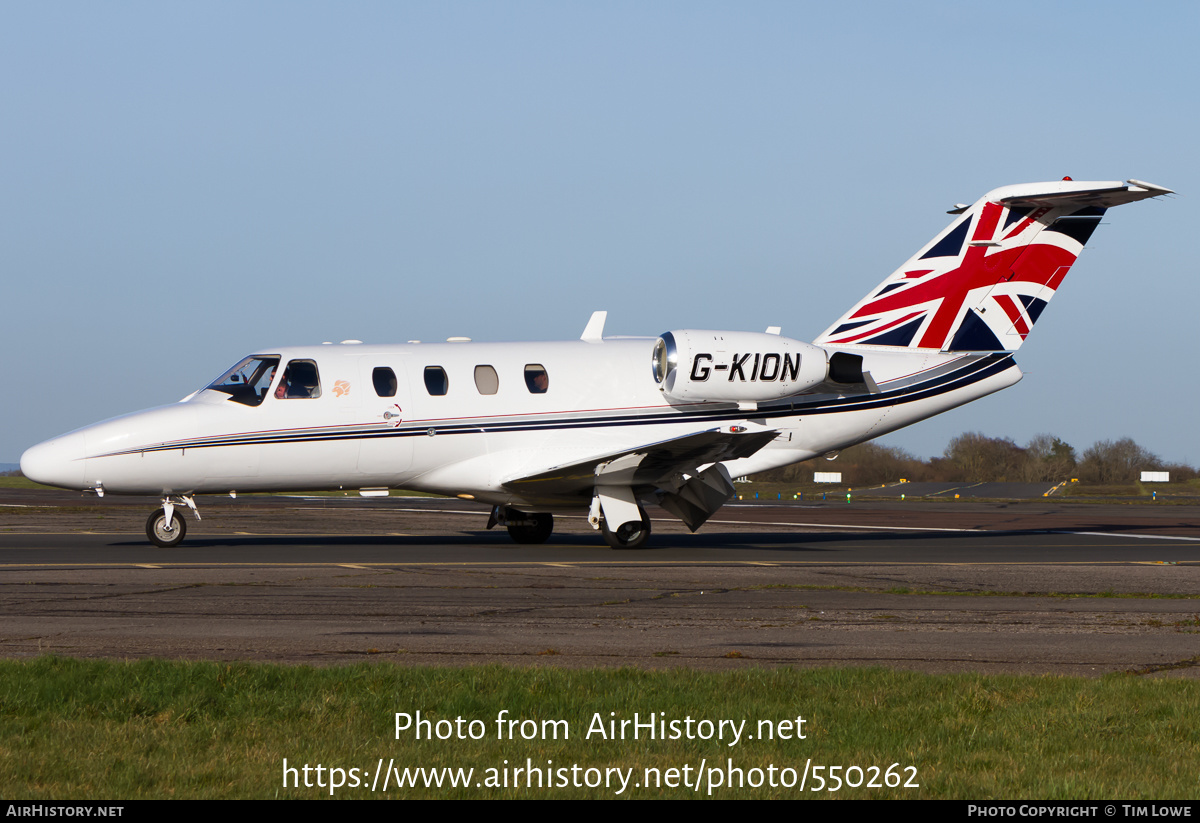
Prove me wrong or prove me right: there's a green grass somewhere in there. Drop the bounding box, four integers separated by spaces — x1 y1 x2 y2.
0 476 55 490
731 478 1200 503
0 475 450 497
266 488 447 498
6 472 1195 502
1 658 1198 799
1055 481 1199 500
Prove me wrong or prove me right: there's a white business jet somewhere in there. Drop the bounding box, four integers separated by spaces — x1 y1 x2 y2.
21 178 1170 549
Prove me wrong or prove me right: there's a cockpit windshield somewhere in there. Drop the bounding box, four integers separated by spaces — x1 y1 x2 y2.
206 356 281 407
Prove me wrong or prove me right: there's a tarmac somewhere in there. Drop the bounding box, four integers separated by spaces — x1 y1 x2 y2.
2 488 1199 676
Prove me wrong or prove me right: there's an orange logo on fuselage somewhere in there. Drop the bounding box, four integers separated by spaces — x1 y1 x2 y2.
333 380 351 397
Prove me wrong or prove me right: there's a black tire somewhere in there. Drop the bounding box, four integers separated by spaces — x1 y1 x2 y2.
601 510 651 550
507 512 554 544
146 508 187 548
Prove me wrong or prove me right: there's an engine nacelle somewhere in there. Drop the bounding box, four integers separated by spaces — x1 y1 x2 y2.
652 330 829 404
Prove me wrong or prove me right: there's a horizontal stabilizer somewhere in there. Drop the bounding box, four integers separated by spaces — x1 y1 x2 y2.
992 179 1173 209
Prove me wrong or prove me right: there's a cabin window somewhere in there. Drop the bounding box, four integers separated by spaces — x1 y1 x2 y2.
373 367 398 397
276 359 322 399
424 366 449 396
474 365 499 395
524 364 549 394
206 355 280 407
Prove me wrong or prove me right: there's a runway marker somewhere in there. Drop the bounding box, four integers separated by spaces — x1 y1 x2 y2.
358 507 481 516
708 517 978 533
1 559 1198 570
1054 531 1200 543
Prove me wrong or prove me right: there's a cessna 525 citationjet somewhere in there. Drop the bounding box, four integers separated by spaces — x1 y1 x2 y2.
21 178 1171 548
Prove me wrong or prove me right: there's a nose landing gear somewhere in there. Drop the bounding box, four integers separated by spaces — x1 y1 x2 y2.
145 495 201 548
146 508 187 547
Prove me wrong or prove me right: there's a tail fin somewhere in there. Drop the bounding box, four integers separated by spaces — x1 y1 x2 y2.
814 179 1172 352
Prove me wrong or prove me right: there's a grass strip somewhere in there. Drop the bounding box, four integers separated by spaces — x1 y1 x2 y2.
1 658 1198 799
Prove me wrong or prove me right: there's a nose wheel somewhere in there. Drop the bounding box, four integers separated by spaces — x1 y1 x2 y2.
146 508 187 548
145 495 200 547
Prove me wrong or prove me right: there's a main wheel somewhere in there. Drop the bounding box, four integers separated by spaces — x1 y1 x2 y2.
146 508 187 548
506 512 554 544
601 510 651 550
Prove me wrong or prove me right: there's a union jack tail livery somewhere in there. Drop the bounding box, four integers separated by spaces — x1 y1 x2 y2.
815 179 1173 352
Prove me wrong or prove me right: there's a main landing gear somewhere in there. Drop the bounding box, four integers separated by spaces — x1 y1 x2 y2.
145 495 201 548
508 513 554 544
488 507 555 545
588 489 653 549
487 503 652 548
600 509 652 550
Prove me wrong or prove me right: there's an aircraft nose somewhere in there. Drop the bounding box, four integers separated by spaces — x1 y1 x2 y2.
20 433 87 490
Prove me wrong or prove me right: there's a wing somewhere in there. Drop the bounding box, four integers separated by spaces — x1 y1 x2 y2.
501 427 776 499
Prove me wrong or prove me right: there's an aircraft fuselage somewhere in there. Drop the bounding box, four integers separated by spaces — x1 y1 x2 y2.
21 337 1018 508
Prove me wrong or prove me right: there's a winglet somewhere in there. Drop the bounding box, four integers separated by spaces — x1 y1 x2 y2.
581 311 607 342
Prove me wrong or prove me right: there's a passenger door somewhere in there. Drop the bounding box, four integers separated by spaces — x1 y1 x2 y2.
357 358 414 482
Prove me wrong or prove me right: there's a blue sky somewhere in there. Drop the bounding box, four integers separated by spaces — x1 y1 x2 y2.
3 2 1196 464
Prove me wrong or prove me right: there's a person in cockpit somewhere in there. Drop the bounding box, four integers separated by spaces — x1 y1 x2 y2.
276 361 321 399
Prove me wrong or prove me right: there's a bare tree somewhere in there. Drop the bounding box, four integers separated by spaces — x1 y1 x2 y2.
1078 438 1161 484
1023 434 1076 482
944 432 1026 481
753 441 928 485
752 432 1191 487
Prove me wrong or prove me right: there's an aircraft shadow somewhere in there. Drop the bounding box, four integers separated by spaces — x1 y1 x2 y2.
100 524 1197 554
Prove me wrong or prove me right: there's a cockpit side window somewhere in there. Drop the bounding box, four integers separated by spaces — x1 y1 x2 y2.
275 359 322 399
206 356 281 407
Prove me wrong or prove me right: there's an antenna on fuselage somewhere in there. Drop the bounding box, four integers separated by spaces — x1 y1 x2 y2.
581 310 607 342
